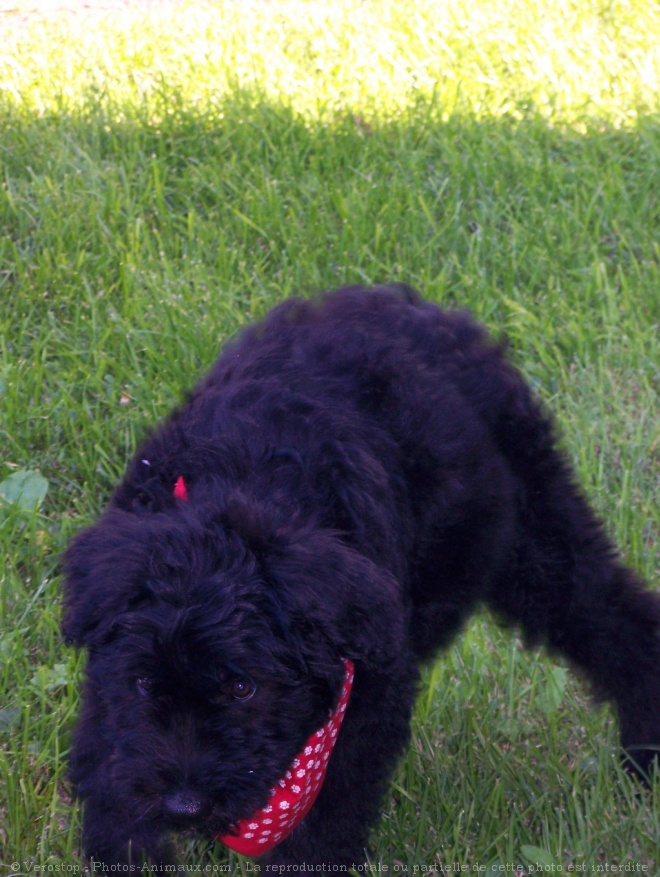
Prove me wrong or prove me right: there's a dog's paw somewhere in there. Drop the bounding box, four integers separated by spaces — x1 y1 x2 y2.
623 746 660 787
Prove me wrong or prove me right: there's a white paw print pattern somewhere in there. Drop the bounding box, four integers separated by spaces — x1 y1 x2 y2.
219 659 355 857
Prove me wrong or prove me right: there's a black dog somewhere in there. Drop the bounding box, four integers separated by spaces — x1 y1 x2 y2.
63 284 659 868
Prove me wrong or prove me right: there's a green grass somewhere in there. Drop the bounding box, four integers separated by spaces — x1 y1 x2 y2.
1 0 659 873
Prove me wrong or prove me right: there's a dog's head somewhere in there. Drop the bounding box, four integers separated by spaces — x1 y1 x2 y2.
62 485 404 840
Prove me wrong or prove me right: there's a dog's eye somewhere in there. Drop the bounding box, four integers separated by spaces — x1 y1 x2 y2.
231 678 255 701
136 676 154 697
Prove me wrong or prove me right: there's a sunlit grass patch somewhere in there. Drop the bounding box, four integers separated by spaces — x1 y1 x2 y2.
2 0 660 124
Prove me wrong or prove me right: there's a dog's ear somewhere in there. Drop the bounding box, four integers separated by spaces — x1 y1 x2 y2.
265 527 407 673
62 512 148 647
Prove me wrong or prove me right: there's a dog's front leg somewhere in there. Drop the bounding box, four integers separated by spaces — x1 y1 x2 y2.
262 796 371 870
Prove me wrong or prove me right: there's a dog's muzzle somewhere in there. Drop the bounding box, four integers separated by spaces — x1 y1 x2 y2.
162 790 212 824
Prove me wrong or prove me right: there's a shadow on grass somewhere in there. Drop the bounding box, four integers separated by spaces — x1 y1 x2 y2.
2 88 660 320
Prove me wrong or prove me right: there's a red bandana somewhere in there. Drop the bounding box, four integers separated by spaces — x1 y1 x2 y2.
219 659 354 856
173 478 355 856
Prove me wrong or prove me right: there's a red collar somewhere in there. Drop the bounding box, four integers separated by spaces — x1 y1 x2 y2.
218 659 354 856
173 478 355 856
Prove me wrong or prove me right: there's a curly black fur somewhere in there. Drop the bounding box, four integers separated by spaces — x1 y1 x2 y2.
63 284 659 868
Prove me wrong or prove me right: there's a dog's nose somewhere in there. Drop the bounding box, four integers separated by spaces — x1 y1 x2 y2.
162 790 211 824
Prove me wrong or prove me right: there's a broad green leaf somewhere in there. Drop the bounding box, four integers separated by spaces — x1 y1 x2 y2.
0 470 49 513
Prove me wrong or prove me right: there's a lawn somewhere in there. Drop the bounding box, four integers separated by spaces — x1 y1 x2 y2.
0 0 659 873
